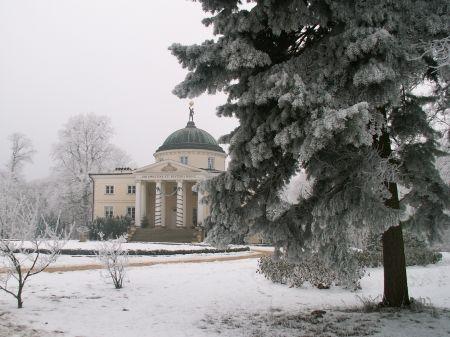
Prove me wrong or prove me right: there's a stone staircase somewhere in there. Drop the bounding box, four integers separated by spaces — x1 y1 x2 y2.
128 227 203 243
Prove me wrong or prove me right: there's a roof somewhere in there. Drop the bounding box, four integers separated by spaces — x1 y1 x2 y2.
155 121 225 153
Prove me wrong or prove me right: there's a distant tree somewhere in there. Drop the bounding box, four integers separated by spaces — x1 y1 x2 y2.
171 1 449 307
51 113 133 227
5 133 35 181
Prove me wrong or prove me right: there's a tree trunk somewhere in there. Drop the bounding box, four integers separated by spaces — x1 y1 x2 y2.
17 285 23 309
382 224 409 306
375 112 410 307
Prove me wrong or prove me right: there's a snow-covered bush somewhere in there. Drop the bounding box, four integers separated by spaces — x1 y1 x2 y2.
96 234 128 289
0 195 72 308
88 216 131 240
257 254 363 290
357 230 443 267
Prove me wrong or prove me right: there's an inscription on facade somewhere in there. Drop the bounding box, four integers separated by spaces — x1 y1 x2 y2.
137 174 204 180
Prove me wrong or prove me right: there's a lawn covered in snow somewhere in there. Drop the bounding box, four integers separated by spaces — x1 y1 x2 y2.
1 253 449 337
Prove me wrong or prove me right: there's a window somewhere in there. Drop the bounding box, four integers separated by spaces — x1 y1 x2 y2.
104 206 114 218
127 185 136 194
105 185 114 194
208 157 215 169
180 156 188 165
126 206 135 220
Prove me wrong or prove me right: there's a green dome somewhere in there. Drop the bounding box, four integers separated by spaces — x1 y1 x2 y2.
156 121 225 153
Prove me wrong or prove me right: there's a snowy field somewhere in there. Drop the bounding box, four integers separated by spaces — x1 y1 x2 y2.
0 253 449 337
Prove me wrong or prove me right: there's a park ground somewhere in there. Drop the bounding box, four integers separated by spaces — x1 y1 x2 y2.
0 244 449 337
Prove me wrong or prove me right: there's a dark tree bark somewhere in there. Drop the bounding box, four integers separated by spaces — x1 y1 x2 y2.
376 117 410 307
382 223 410 306
17 285 24 309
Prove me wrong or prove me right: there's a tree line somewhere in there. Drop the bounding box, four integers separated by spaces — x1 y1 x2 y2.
0 113 134 232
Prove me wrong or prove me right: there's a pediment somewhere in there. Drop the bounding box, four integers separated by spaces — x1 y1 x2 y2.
134 160 203 174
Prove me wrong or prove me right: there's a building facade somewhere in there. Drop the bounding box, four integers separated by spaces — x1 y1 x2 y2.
90 117 226 231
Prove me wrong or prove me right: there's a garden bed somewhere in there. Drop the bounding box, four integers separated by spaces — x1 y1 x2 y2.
15 246 250 256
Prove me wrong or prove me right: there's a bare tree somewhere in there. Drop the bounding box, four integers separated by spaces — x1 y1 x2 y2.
0 190 72 308
6 133 36 180
96 234 128 289
51 113 133 227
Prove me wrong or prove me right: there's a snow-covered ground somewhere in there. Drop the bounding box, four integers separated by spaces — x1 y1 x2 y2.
1 253 449 337
0 251 257 270
0 241 253 270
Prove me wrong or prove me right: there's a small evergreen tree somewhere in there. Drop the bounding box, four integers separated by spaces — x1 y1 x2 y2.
171 1 449 307
357 230 443 267
140 216 149 228
88 216 131 240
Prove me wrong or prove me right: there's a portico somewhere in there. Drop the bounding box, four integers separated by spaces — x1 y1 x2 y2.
133 161 211 229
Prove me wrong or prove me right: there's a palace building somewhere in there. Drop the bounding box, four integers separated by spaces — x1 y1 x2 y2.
89 109 226 242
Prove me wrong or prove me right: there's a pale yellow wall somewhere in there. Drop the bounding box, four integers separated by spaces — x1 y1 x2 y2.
154 149 226 171
91 174 136 219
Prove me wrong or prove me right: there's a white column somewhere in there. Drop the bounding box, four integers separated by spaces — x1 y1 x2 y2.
182 181 188 227
197 187 204 226
141 182 147 219
155 181 162 227
176 181 184 227
161 182 166 227
135 180 142 227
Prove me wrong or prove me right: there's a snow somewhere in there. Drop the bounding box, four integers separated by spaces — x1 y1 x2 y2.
0 250 257 270
1 253 449 337
20 240 228 252
0 241 252 269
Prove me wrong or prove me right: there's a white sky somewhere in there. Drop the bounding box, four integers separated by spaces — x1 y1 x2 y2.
0 0 238 180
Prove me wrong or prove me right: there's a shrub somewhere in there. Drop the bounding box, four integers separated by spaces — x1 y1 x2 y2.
88 216 131 240
258 229 442 292
257 254 362 290
356 230 442 267
140 216 149 228
403 231 442 266
96 234 128 289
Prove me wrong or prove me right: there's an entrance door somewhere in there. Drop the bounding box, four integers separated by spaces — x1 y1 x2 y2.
171 208 177 228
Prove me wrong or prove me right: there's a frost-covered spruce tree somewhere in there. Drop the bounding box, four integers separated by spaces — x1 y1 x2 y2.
171 1 449 307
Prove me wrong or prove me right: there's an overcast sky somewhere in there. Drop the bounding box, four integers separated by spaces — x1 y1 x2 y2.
0 0 239 180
